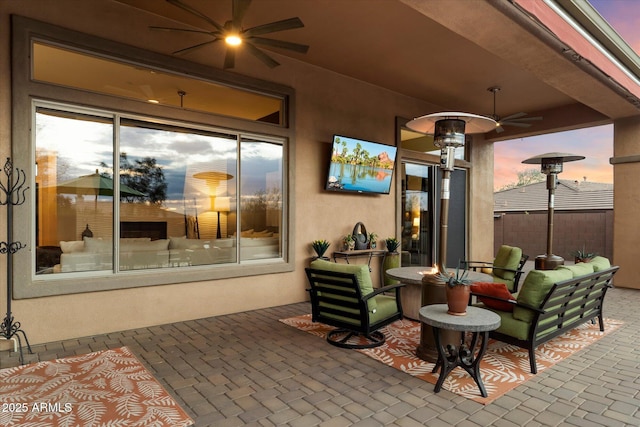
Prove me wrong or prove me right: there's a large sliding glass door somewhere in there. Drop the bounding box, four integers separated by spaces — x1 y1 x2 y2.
400 161 467 268
401 162 434 266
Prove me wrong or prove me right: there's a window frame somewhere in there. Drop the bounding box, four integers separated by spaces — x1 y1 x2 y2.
12 16 295 299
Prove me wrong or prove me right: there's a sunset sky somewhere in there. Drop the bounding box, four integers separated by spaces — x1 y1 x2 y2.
493 0 640 190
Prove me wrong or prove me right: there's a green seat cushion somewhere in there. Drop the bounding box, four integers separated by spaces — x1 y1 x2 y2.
494 310 530 340
556 262 594 277
310 259 377 311
589 256 611 272
318 294 398 327
493 245 522 281
513 269 572 323
369 295 400 324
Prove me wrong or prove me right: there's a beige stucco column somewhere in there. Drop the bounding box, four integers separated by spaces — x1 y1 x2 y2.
611 116 640 289
468 135 494 263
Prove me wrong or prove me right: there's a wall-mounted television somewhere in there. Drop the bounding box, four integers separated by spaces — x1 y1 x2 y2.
325 135 397 195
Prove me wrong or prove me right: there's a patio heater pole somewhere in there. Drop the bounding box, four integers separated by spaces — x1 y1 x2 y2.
1 158 32 364
522 152 585 270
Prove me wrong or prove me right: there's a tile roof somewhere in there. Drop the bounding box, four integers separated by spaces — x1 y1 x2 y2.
494 179 613 212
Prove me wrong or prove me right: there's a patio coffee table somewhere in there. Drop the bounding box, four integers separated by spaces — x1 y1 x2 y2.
419 304 501 397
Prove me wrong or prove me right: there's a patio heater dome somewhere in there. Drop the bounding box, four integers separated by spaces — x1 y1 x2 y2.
407 112 497 147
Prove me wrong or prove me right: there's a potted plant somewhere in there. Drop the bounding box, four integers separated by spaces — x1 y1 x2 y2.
368 232 378 249
571 246 597 263
311 239 330 259
384 237 400 253
439 264 472 316
343 234 356 250
383 237 401 286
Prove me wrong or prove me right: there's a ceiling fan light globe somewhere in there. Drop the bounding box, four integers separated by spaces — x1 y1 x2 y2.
225 35 242 46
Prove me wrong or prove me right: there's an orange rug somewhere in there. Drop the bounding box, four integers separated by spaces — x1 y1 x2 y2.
280 314 623 404
0 346 193 426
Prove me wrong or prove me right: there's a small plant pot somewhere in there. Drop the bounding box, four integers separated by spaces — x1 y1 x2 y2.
445 285 470 316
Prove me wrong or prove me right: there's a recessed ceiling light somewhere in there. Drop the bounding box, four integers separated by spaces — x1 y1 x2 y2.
225 35 242 46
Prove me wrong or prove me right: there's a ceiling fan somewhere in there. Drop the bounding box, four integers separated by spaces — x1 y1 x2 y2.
487 86 543 133
150 0 309 69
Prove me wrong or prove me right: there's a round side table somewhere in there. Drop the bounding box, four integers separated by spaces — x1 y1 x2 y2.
419 304 501 397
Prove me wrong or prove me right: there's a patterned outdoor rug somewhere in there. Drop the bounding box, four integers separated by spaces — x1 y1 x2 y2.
280 314 623 404
0 346 193 426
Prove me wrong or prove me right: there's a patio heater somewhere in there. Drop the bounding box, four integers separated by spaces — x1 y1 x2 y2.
407 112 496 361
522 152 585 270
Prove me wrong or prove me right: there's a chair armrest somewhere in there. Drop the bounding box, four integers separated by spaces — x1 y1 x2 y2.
471 291 545 313
492 267 520 276
461 260 494 271
463 260 493 266
364 282 406 300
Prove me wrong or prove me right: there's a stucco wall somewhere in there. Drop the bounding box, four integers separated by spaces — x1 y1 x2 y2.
0 0 494 344
468 138 495 263
612 116 640 289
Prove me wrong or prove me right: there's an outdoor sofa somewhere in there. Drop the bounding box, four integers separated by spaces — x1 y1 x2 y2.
471 256 618 373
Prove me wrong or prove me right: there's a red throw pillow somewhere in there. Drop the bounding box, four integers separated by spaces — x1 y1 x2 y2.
470 282 515 312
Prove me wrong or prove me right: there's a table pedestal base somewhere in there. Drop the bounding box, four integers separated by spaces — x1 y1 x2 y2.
432 328 491 397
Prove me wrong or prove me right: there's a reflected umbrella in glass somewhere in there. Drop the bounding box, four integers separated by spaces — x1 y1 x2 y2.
55 169 145 205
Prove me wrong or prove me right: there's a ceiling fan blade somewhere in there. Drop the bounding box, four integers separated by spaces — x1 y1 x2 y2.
501 121 533 128
250 36 309 53
495 125 505 134
501 112 527 121
173 40 218 56
149 26 218 36
504 116 543 123
166 0 224 31
244 42 280 68
223 48 236 69
232 0 252 30
244 17 304 37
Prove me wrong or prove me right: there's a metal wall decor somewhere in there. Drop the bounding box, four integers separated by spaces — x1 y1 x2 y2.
0 157 32 364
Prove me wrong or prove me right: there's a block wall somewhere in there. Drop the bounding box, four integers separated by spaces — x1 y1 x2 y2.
494 210 612 262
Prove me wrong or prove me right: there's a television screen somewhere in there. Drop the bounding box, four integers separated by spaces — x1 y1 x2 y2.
325 135 397 194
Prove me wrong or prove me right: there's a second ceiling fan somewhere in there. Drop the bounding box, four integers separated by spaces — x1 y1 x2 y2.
150 0 309 69
487 86 543 133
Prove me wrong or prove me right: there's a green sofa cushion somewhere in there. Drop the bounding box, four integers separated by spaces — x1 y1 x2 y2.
494 310 531 340
513 269 572 323
556 262 594 277
493 245 522 281
589 256 611 272
310 259 377 311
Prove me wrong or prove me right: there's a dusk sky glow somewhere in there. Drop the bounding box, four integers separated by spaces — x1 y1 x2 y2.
493 0 640 190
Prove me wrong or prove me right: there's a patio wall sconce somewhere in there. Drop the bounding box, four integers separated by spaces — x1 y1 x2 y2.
522 152 585 270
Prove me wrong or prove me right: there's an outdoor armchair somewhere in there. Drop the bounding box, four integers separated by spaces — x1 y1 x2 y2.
305 259 405 349
462 245 528 292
